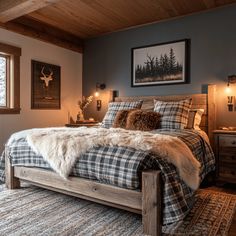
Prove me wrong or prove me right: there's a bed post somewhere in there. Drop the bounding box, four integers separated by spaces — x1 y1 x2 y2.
208 84 216 147
142 170 162 236
5 145 20 189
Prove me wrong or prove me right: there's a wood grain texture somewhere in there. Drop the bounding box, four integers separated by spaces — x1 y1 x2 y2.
14 167 142 211
0 42 21 56
0 16 83 53
0 0 235 51
7 167 163 235
27 0 236 39
0 0 60 22
214 132 236 184
115 94 208 128
5 146 20 189
115 84 216 145
142 170 162 236
208 84 216 146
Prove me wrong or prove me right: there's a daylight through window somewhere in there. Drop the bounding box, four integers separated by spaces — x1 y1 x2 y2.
0 55 8 107
0 42 21 114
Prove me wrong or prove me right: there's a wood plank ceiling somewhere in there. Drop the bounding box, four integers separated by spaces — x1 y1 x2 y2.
0 0 236 53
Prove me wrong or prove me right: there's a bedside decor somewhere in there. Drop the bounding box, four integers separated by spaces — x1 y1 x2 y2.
31 60 61 109
94 83 106 111
131 39 190 87
214 130 236 184
77 95 93 122
225 74 236 111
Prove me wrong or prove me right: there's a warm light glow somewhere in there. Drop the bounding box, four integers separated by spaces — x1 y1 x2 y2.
225 86 232 94
225 85 232 95
94 91 99 97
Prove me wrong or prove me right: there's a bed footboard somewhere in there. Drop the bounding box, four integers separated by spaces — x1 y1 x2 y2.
5 146 20 189
142 171 162 236
5 160 162 235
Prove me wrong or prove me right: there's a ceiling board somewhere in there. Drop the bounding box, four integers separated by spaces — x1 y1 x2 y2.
27 0 236 39
0 16 83 53
0 0 60 23
0 0 235 52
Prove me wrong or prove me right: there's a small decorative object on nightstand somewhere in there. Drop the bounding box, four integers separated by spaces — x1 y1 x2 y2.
213 129 236 184
65 120 99 128
77 95 93 122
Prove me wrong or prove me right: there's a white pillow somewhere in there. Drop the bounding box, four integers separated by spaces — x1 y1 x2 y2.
185 109 204 130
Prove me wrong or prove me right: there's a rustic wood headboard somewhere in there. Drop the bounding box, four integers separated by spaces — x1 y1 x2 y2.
115 84 216 145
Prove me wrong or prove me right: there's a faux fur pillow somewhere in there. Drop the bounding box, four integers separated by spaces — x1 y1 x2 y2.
113 110 133 128
126 110 161 131
101 101 143 128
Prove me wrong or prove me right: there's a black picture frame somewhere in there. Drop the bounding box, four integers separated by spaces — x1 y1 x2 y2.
31 60 61 109
131 39 190 87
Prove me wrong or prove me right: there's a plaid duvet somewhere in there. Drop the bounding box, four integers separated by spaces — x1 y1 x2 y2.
0 129 215 225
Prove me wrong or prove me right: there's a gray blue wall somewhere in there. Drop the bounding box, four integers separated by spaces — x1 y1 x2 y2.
83 5 236 127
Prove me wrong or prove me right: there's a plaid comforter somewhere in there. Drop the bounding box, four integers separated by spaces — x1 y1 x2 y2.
0 128 215 224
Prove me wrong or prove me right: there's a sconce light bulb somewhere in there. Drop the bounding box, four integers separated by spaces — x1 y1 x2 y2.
225 86 232 94
95 91 99 97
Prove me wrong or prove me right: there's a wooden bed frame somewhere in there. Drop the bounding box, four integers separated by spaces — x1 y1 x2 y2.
5 85 216 236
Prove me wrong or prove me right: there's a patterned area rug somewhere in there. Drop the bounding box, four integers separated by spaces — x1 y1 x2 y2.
0 185 235 236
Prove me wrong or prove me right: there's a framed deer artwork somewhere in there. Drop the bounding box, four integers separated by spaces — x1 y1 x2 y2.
31 60 61 109
131 39 190 87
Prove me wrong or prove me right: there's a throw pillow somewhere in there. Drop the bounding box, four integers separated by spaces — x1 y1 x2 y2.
101 101 143 128
153 98 192 129
126 110 161 131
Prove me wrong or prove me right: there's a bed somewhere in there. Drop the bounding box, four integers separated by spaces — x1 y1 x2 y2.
1 85 216 236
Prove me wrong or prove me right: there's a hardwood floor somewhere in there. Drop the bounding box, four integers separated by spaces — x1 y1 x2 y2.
204 183 236 236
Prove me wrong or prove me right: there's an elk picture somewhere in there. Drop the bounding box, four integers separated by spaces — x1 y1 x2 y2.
40 66 54 87
31 60 60 109
40 66 55 100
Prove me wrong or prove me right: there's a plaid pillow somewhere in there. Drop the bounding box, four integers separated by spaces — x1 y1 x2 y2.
101 101 143 128
153 99 192 129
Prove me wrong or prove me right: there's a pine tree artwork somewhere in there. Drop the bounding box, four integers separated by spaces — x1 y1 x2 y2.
132 40 189 86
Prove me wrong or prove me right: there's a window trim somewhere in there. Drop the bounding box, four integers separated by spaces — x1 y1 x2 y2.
0 42 21 114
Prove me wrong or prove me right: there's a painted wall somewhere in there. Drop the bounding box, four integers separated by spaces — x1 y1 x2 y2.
83 4 236 128
0 28 82 152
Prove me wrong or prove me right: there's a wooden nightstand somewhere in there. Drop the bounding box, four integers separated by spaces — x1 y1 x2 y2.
65 121 99 128
213 130 236 184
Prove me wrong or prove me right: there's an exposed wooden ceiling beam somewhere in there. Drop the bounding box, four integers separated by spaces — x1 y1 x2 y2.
0 0 60 23
0 16 83 53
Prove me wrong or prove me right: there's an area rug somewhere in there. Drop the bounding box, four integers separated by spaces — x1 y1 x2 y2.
0 185 235 236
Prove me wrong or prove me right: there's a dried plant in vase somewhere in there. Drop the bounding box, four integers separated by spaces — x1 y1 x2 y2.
77 95 93 122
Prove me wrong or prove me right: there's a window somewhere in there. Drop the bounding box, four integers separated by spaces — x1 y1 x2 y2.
0 42 21 114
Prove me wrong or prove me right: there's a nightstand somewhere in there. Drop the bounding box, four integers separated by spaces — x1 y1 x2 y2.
65 121 99 128
213 130 236 184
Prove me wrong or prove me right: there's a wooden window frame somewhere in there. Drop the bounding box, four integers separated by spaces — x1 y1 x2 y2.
0 42 21 114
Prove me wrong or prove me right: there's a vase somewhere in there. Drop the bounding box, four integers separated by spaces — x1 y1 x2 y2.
76 109 85 123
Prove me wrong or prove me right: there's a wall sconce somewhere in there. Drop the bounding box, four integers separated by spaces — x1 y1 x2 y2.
226 74 236 111
95 83 106 111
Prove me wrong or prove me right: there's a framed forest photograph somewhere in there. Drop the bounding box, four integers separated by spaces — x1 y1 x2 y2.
131 39 190 87
31 60 61 109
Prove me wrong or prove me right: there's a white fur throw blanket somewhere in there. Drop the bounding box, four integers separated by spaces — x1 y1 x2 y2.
25 127 200 190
